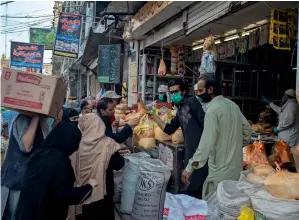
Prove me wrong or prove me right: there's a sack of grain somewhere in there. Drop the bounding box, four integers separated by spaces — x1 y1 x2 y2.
120 152 151 214
171 128 184 144
132 158 171 220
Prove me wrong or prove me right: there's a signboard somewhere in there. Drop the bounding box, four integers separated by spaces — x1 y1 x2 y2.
85 3 94 38
124 1 172 33
97 44 121 84
53 13 82 58
10 41 44 73
29 28 55 50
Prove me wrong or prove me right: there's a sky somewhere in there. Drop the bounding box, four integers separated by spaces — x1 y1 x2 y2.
0 1 54 63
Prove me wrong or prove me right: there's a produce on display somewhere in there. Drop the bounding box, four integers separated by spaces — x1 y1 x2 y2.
243 142 269 168
171 128 184 144
246 172 266 184
133 115 156 149
132 158 171 220
264 163 299 200
251 123 274 133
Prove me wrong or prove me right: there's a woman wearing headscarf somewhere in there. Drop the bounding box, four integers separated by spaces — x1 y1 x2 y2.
1 111 50 220
71 113 123 220
15 120 96 220
62 108 79 125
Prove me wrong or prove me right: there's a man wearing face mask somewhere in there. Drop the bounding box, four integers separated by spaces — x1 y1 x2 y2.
262 89 299 147
146 85 171 111
181 74 252 199
194 83 208 113
151 79 208 199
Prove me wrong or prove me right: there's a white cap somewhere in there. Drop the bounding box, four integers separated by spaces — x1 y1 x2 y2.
194 83 198 91
158 85 168 93
101 90 121 99
285 89 296 98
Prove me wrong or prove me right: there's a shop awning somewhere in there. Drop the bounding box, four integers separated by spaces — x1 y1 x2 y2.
170 1 298 46
80 29 123 67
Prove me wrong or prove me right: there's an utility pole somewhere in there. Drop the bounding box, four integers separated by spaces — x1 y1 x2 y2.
5 3 7 57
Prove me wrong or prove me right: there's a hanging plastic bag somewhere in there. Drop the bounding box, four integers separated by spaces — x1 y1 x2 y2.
133 115 156 149
171 128 184 144
244 142 269 168
163 193 208 220
158 59 167 76
264 162 299 200
268 139 291 167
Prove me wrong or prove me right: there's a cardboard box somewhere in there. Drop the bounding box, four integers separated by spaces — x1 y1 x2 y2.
1 68 67 117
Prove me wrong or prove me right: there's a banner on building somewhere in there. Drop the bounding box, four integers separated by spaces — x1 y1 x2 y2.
10 41 44 73
98 44 121 84
53 13 82 58
29 28 55 50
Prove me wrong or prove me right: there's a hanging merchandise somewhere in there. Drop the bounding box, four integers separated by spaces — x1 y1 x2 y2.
259 25 269 46
217 43 228 60
158 47 167 76
170 46 178 74
239 36 248 54
147 56 153 75
199 35 217 75
269 8 297 50
177 45 184 77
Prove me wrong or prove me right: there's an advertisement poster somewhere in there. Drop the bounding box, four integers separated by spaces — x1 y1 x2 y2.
30 28 55 50
53 13 82 58
10 41 44 73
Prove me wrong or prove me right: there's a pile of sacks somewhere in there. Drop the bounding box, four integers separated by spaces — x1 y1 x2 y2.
208 164 299 220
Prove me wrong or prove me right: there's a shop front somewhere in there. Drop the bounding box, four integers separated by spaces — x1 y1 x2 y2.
113 1 299 220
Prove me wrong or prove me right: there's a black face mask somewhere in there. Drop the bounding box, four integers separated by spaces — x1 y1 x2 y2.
197 90 212 103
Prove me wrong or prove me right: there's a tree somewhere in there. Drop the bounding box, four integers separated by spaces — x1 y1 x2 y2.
1 53 7 60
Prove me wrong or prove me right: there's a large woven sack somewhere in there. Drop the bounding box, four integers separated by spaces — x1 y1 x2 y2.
120 152 150 214
132 158 171 220
217 180 251 220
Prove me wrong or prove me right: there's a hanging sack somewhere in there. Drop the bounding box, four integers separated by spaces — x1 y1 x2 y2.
158 59 167 76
